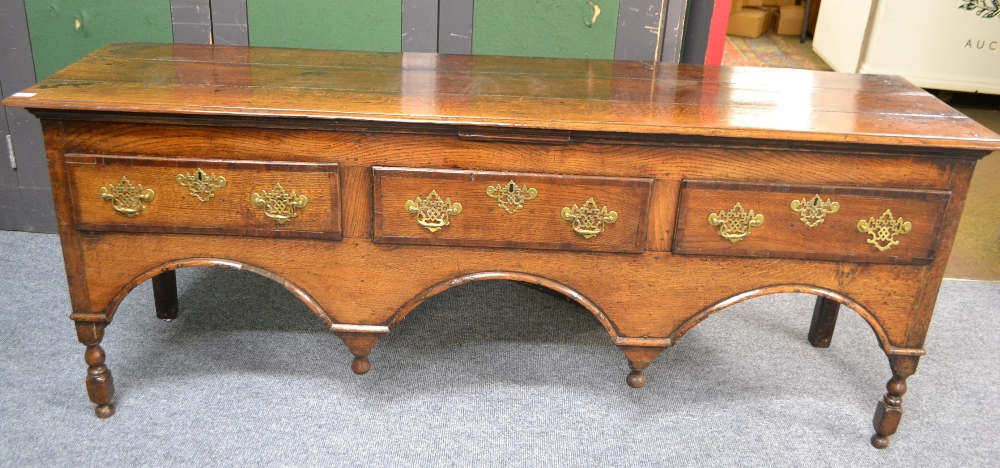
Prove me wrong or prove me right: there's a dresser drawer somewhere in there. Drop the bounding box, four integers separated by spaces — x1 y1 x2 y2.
373 167 652 253
66 155 341 239
673 180 950 265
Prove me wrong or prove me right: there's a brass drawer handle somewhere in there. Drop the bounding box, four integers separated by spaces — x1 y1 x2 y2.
176 167 227 202
486 180 537 214
405 190 462 232
708 202 763 242
858 209 911 252
251 182 308 225
561 198 618 239
99 176 155 217
791 194 839 228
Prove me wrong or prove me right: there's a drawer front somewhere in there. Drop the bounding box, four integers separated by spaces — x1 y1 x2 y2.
673 180 950 265
67 155 341 239
373 167 652 253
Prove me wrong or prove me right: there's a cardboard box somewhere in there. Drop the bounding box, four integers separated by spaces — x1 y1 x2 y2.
728 8 771 38
763 0 797 5
759 5 780 28
732 0 744 14
759 5 780 17
743 0 764 6
775 5 805 35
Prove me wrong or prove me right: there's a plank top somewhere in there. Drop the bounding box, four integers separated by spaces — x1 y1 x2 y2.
4 42 999 152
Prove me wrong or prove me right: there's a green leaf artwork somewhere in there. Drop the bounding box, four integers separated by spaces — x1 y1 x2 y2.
959 0 1000 18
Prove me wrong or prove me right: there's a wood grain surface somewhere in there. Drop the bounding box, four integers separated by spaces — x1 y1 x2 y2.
673 180 951 264
373 167 652 253
9 44 997 445
70 231 932 357
57 122 960 188
65 155 342 239
3 43 999 151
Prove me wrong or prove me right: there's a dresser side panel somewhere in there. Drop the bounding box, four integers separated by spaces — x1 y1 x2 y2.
904 159 978 349
41 120 94 316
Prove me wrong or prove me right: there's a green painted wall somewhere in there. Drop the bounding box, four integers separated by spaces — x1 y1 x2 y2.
25 0 173 80
472 0 621 59
247 0 402 52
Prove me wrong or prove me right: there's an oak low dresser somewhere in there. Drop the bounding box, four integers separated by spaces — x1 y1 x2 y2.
4 43 999 448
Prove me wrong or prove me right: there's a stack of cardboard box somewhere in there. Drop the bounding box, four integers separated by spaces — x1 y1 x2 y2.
728 0 812 39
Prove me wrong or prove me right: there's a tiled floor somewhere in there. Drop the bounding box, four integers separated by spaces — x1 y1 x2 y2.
725 35 1000 281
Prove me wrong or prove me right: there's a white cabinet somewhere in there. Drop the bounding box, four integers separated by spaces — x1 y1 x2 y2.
813 0 1000 94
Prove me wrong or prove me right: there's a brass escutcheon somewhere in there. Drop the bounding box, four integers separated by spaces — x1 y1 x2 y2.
99 176 155 217
708 202 764 242
405 190 462 232
791 194 839 228
251 182 308 225
486 180 537 214
857 209 911 252
561 198 618 239
176 167 227 202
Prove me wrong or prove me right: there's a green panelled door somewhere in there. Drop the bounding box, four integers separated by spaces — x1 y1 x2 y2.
472 0 621 59
247 0 402 52
25 0 173 80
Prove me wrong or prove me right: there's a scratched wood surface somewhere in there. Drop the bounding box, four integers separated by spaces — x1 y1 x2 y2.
4 43 1000 151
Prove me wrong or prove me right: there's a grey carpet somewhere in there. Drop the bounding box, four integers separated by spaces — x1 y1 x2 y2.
1 230 998 467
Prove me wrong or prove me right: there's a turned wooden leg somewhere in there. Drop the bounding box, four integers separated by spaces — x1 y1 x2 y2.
76 322 116 418
871 355 919 449
808 296 840 348
618 345 667 388
334 331 384 375
152 270 179 321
